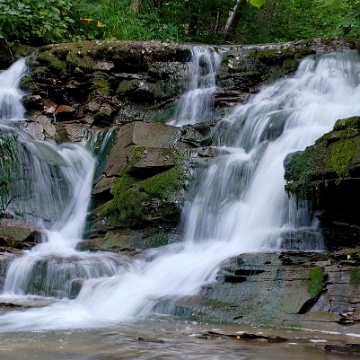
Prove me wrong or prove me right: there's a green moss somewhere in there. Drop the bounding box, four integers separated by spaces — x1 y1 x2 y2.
32 66 48 76
67 53 96 72
128 146 147 166
103 171 144 227
91 72 112 96
140 165 182 198
104 163 183 228
285 116 360 201
308 267 325 298
225 48 314 86
148 80 180 100
349 267 360 285
19 77 32 90
115 80 137 97
255 48 314 83
37 52 67 75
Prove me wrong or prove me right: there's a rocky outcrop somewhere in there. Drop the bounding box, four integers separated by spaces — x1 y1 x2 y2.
168 249 360 332
20 40 191 142
0 38 350 252
0 224 42 248
215 38 355 109
86 119 214 250
285 116 360 250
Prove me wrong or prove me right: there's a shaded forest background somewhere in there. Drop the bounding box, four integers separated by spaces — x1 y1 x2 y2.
0 0 359 47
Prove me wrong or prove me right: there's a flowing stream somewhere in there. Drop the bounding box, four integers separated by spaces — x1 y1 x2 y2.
0 50 360 344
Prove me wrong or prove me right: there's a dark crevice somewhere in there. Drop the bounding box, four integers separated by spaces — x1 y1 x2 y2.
216 274 247 284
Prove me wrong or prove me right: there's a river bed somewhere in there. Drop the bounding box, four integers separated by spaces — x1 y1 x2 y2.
0 317 359 360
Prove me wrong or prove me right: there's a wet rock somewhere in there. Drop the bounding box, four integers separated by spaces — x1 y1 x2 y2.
0 43 37 69
180 126 205 147
82 227 179 252
138 337 165 343
55 104 76 120
34 114 56 139
217 47 316 112
21 40 190 132
54 122 90 144
325 344 360 355
19 121 45 141
198 331 287 343
167 251 360 333
127 147 177 176
41 99 57 114
284 116 360 250
0 224 43 248
102 121 181 180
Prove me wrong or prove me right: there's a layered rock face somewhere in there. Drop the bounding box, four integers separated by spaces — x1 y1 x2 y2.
0 38 356 250
171 249 360 332
285 116 360 250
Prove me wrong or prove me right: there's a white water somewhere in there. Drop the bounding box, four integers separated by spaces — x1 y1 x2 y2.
0 58 27 121
0 60 123 301
174 46 221 126
1 51 360 331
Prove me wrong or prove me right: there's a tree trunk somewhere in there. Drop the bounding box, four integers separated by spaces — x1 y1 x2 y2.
223 0 246 41
130 0 141 17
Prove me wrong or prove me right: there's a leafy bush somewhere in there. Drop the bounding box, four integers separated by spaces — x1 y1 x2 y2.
0 0 75 45
71 0 180 41
236 0 358 44
1 0 359 47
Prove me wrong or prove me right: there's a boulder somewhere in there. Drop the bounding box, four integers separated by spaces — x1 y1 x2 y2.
0 224 43 248
99 121 181 180
284 116 360 250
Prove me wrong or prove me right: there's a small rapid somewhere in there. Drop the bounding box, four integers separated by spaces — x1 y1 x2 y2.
0 50 360 332
174 46 221 126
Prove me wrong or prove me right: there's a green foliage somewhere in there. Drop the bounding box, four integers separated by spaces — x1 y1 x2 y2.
0 0 75 45
237 0 359 44
1 0 359 46
308 267 324 298
71 0 237 43
72 0 180 41
250 0 266 7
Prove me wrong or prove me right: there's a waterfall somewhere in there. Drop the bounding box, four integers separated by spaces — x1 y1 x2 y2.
0 58 27 121
174 46 221 126
0 50 360 331
181 51 360 250
0 60 124 301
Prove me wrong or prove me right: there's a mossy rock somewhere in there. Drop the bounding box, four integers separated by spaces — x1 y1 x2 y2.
220 48 315 87
80 228 177 252
285 116 360 203
103 162 185 228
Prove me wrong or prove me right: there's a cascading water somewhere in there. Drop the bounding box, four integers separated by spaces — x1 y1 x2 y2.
0 50 360 331
0 60 125 302
0 58 27 121
174 46 221 126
